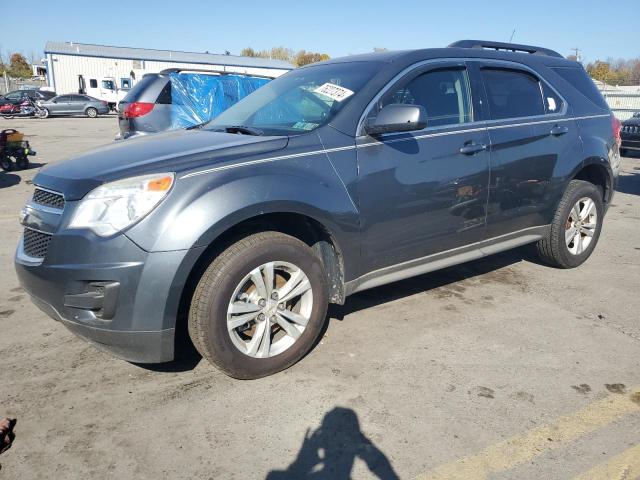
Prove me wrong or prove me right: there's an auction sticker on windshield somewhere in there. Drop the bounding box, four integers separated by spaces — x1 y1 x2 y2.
314 83 354 102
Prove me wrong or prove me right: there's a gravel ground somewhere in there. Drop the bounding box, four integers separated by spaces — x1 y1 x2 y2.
1 116 639 479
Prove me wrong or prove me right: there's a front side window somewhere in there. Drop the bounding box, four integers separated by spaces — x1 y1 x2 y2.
481 68 545 120
368 67 473 129
207 61 381 136
101 80 115 90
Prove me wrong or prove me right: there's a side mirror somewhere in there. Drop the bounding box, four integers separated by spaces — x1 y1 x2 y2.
364 104 427 136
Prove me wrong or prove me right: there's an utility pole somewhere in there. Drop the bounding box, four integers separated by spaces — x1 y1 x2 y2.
571 47 582 62
509 29 516 43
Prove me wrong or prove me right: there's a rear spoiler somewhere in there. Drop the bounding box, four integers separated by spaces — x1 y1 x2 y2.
449 40 563 58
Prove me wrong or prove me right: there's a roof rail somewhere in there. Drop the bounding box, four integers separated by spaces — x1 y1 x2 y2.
448 40 564 58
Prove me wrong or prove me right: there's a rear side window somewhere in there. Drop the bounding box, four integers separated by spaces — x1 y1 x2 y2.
89 79 98 88
371 67 473 128
156 82 172 104
482 68 545 120
551 67 609 110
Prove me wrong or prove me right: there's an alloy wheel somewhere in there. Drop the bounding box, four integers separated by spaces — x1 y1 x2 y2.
565 197 598 255
226 261 313 358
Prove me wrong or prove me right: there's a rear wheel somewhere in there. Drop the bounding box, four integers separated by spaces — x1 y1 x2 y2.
85 107 98 118
536 180 603 268
188 232 329 379
0 156 14 172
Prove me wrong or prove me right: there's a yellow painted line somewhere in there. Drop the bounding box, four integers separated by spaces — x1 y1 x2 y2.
415 389 640 480
572 443 640 480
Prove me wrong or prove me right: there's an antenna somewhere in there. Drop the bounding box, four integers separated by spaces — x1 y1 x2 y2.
509 29 516 43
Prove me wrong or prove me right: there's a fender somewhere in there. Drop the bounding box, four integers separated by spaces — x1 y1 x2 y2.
125 155 361 275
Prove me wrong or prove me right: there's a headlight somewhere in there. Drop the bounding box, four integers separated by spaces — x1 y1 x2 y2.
69 173 174 236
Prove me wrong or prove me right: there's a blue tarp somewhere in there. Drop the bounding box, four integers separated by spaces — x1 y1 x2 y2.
169 73 270 129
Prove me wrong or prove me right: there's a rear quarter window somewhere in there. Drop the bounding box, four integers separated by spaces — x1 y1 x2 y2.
551 67 609 110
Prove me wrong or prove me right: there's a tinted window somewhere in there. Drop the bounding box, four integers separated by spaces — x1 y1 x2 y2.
56 95 71 102
372 68 473 128
156 81 172 104
482 68 544 120
122 74 163 103
68 95 84 102
551 67 609 110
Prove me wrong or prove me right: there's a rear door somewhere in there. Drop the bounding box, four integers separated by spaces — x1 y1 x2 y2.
473 61 581 238
357 61 491 272
67 95 86 114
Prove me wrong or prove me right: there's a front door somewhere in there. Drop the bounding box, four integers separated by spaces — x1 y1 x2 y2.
357 62 490 273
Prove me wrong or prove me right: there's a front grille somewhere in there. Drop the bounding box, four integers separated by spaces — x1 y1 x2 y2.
623 125 640 134
23 228 52 258
32 188 65 209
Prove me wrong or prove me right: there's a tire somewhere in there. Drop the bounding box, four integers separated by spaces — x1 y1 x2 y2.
37 108 49 119
85 107 98 118
188 231 329 379
536 180 604 268
1 115 14 119
0 156 14 172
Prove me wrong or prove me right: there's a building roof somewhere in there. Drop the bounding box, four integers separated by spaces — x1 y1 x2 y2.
44 41 294 70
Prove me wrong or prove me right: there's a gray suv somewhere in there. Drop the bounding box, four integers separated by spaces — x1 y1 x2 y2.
16 41 620 379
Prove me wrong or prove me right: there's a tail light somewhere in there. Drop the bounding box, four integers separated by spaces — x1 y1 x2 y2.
123 102 154 118
612 115 622 148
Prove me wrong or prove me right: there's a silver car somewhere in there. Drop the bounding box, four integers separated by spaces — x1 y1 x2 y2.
40 94 110 118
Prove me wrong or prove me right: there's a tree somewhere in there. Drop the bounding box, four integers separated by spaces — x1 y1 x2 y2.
586 60 611 84
240 46 329 66
631 60 640 85
293 50 330 67
8 52 31 78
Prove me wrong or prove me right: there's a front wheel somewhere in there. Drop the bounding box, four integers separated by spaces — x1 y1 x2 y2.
36 108 49 119
188 232 329 379
1 115 14 119
85 107 98 118
536 180 604 268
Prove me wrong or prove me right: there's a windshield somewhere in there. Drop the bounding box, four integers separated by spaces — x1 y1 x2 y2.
206 61 381 136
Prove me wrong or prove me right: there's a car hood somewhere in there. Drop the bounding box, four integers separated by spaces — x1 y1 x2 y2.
622 117 640 127
34 128 289 200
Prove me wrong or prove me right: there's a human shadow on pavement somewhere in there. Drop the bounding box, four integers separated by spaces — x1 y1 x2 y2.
266 407 399 480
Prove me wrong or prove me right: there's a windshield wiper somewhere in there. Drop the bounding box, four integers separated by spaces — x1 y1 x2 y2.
186 122 207 130
212 125 264 136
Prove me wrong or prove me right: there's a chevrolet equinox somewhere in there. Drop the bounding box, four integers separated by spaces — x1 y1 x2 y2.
16 40 621 379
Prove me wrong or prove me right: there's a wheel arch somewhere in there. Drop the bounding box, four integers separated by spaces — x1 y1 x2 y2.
570 157 613 205
168 209 348 357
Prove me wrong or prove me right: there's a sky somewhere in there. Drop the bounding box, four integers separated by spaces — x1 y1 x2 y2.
0 0 638 63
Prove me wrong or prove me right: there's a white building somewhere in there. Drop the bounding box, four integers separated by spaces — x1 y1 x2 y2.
44 41 293 95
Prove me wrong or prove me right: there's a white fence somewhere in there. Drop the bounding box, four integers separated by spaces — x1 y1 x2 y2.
0 76 46 95
600 91 640 121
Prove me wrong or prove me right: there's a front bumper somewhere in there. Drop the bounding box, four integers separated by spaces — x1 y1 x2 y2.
15 230 196 363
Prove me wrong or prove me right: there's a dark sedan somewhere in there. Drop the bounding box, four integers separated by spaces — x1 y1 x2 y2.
40 94 110 118
3 89 56 104
620 112 640 156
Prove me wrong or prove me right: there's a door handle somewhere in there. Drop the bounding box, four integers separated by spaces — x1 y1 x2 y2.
550 125 569 136
459 143 487 155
